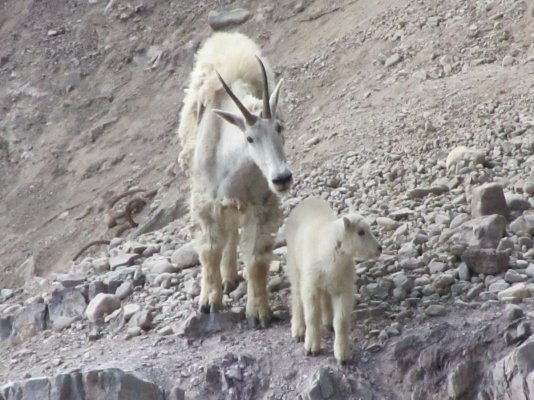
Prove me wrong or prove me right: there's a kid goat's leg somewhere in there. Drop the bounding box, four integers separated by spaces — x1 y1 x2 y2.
332 290 353 364
302 286 321 355
290 278 305 341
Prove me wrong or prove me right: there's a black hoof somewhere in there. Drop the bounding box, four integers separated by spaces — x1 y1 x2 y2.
294 335 304 343
210 303 221 313
338 359 349 366
247 314 271 329
223 281 238 295
247 316 260 329
199 304 210 314
306 350 320 357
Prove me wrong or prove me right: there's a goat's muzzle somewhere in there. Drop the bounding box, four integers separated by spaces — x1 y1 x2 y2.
272 171 293 194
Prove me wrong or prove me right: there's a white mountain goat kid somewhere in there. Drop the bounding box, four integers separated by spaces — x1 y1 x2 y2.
285 197 382 363
177 32 292 327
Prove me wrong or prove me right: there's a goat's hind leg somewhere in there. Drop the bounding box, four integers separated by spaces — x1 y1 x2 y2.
221 214 239 294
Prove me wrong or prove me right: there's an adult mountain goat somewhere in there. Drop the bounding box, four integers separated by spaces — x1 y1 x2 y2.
178 32 292 327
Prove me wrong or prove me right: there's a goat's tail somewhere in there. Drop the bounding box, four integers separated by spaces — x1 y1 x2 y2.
177 32 273 172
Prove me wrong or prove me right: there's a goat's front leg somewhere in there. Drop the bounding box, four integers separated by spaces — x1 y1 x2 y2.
245 254 271 328
303 288 321 356
291 284 305 342
332 290 353 365
197 230 223 313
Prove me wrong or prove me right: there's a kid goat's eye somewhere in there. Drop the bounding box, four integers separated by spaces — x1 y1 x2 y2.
358 230 365 236
246 136 254 143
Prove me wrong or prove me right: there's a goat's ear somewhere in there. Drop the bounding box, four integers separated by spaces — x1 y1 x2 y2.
269 79 283 116
212 109 245 131
343 217 351 230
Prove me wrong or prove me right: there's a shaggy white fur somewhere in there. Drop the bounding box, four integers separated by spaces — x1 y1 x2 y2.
285 197 382 364
177 32 291 328
178 32 274 172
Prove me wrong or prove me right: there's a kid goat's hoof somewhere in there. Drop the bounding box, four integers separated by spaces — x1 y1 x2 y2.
293 335 304 343
246 315 270 329
305 349 320 357
199 303 221 314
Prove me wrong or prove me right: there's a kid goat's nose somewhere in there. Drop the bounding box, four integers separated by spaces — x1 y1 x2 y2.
272 172 293 187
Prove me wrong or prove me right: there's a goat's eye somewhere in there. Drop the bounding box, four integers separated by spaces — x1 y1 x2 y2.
246 136 254 143
358 230 365 236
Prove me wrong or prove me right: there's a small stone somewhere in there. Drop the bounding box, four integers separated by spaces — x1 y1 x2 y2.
115 281 134 300
509 213 534 236
208 8 251 30
428 260 447 274
446 146 485 170
126 326 142 338
498 283 530 301
129 309 153 330
506 194 531 212
145 257 175 274
425 304 447 316
85 293 121 323
505 304 524 321
376 217 398 231
54 273 86 288
123 304 141 321
109 251 140 270
502 55 515 66
458 263 471 281
0 289 14 301
170 242 199 270
433 274 455 290
517 322 531 340
157 326 173 336
385 53 402 68
489 280 510 293
505 270 526 284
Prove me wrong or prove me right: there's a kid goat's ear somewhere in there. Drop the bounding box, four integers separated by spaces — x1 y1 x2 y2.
343 217 351 230
212 109 246 131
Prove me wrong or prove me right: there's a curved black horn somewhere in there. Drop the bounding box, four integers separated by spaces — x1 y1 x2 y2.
256 56 271 119
216 71 257 125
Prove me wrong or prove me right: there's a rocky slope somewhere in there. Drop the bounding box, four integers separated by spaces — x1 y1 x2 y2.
1 0 534 399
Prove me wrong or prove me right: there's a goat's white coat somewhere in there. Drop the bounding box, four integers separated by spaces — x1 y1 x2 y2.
285 197 382 363
177 32 291 324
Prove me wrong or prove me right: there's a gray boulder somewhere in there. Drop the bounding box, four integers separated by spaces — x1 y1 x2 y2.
47 287 87 324
453 214 507 249
471 183 509 219
0 368 165 400
461 248 509 275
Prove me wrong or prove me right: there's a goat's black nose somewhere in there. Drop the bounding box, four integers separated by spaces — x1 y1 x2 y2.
272 172 293 186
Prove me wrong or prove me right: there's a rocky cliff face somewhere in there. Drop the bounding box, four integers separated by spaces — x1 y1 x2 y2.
1 0 534 398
